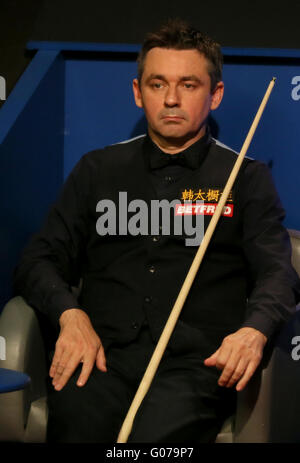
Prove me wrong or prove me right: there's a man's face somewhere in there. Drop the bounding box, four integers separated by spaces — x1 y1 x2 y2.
133 48 224 150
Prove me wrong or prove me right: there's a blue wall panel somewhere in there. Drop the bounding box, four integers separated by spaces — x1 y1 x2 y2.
213 61 300 230
0 52 65 309
63 58 146 177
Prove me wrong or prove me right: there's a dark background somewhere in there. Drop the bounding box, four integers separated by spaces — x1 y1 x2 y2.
1 0 300 108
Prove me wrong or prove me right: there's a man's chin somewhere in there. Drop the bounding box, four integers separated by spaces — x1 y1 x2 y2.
153 129 200 146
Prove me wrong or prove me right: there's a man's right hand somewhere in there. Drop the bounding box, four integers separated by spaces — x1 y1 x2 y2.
49 308 107 391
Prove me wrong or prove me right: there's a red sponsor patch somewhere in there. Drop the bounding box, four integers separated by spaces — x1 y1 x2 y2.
175 203 234 217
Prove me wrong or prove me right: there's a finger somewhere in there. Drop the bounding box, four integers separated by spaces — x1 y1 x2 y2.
53 353 80 391
203 348 220 367
217 354 240 387
235 361 258 391
49 343 64 378
96 345 107 372
77 357 96 387
214 342 233 372
52 349 73 388
222 357 247 388
217 343 242 386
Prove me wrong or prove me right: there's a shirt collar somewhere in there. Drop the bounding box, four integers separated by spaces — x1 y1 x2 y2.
143 128 212 171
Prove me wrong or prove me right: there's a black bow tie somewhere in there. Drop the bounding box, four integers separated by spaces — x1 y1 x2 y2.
147 130 212 171
151 152 189 169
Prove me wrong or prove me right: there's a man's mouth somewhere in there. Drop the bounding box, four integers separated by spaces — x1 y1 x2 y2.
162 115 184 121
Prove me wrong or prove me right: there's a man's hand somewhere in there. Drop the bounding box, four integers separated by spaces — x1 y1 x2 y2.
49 308 107 391
204 327 267 391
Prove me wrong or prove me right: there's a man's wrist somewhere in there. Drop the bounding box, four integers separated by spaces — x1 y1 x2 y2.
239 326 268 344
59 308 88 327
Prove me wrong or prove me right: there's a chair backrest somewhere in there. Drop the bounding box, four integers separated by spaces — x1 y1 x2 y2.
288 229 300 278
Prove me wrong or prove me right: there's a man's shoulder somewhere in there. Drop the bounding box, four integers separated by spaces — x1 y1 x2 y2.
210 137 269 174
210 138 278 201
211 137 254 163
82 134 146 165
111 134 147 148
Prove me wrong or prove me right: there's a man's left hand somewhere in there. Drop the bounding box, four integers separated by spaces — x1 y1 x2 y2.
204 327 267 391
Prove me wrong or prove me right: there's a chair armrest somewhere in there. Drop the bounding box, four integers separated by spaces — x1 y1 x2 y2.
234 306 300 442
0 296 48 441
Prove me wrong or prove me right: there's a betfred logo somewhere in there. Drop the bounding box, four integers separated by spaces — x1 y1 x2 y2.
175 203 234 217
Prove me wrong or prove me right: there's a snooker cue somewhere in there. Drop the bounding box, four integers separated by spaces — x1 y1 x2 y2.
117 77 276 443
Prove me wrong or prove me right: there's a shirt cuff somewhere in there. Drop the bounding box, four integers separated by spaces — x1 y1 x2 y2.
44 289 83 328
241 312 280 341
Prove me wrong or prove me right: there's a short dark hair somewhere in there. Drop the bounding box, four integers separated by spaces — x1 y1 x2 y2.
137 18 223 91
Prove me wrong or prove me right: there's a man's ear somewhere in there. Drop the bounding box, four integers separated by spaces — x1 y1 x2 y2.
210 81 224 111
133 78 143 108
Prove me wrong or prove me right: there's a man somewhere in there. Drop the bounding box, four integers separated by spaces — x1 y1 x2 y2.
13 19 300 442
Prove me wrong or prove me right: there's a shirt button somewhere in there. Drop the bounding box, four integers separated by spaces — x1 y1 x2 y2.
164 176 173 182
149 265 155 273
152 236 160 242
131 322 139 329
144 296 152 303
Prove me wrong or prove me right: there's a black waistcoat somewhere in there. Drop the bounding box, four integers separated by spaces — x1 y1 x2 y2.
78 136 256 358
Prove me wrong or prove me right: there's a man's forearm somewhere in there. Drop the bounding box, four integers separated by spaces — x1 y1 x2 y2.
13 252 82 327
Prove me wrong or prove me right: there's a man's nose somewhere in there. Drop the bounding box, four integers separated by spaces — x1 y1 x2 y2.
164 85 180 107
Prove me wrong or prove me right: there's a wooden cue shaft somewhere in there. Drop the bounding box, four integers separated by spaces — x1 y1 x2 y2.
117 77 276 443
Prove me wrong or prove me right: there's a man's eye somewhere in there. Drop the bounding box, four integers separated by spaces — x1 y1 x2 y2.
152 82 163 89
183 83 195 89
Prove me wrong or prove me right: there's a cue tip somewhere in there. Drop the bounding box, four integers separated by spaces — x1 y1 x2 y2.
272 77 277 82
